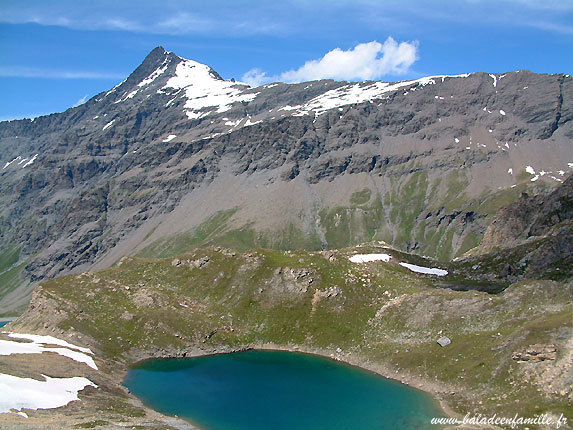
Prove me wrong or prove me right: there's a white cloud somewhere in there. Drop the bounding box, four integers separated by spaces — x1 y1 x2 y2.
523 20 573 35
0 66 124 80
1 0 570 38
73 94 89 107
0 4 283 36
242 38 419 86
241 68 270 87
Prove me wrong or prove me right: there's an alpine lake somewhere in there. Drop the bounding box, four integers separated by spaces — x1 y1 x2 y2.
124 349 446 430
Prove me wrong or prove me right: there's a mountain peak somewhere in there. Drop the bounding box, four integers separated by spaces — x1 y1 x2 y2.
141 46 172 67
148 45 168 57
126 46 177 85
109 47 228 98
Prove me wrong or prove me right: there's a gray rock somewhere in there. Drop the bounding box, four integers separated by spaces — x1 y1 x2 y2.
512 344 557 362
437 336 452 347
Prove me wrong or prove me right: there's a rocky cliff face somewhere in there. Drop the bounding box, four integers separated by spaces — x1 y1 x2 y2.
480 176 573 247
1 46 572 313
466 175 572 281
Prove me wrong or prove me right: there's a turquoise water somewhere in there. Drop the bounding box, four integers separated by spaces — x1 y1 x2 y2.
0 321 9 328
124 350 445 430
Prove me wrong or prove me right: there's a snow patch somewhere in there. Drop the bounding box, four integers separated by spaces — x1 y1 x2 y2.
508 168 513 175
186 110 209 120
138 62 169 87
162 134 177 143
283 74 470 117
0 373 96 414
244 118 262 127
22 154 38 168
162 60 258 119
104 78 127 97
3 156 22 169
1 333 97 369
525 166 536 175
499 109 506 116
102 119 115 131
399 262 448 276
225 119 243 127
349 254 391 263
454 138 459 143
125 89 139 100
489 74 497 88
279 105 302 111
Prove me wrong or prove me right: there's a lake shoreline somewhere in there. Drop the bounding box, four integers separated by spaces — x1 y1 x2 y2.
123 341 466 428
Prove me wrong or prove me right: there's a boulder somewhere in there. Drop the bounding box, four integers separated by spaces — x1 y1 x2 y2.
437 336 451 347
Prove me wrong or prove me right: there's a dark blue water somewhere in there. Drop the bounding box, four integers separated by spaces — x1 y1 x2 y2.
124 350 445 430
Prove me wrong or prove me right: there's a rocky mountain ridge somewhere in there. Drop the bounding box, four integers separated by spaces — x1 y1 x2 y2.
0 46 572 314
463 175 573 282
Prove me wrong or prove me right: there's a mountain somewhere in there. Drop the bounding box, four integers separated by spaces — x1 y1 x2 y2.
1 46 572 315
4 223 572 427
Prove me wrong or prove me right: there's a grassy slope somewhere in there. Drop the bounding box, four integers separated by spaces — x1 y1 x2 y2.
134 173 542 266
27 244 571 426
0 245 30 316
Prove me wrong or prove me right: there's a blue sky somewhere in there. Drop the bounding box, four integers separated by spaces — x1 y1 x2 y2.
1 0 572 120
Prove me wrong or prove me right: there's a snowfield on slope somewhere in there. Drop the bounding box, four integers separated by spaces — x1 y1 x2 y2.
0 373 96 415
349 254 448 276
283 74 471 117
399 262 448 276
0 333 97 370
162 60 258 119
349 254 392 263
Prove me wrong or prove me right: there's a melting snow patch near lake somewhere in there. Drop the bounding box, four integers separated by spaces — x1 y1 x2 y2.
0 333 97 370
0 373 96 414
7 333 93 354
349 254 391 263
399 262 448 276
